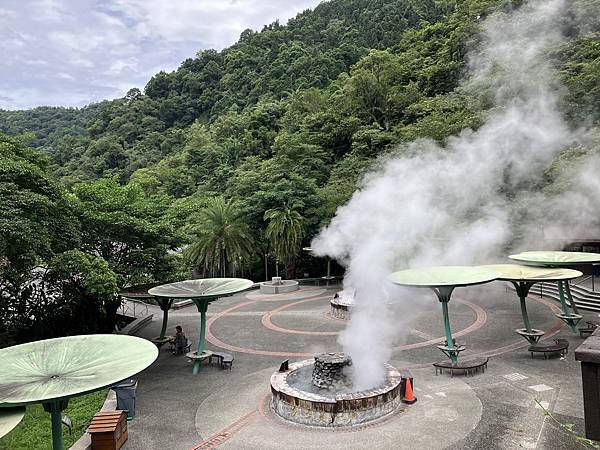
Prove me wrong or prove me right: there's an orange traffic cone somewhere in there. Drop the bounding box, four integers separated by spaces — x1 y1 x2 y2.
402 378 417 404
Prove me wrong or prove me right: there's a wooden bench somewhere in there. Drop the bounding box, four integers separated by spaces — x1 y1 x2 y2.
209 351 234 370
528 339 569 359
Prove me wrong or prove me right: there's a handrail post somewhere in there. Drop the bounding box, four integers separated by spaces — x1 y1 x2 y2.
575 328 600 440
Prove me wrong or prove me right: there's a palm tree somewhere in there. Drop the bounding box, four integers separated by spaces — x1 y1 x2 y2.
264 207 305 279
186 197 254 277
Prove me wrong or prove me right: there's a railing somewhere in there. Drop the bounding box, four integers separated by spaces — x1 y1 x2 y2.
571 275 593 287
258 276 343 286
119 298 150 319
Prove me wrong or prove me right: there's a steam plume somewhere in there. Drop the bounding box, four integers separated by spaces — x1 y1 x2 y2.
312 0 599 389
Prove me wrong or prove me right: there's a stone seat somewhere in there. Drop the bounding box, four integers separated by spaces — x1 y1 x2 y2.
433 357 488 377
528 339 569 359
209 351 234 370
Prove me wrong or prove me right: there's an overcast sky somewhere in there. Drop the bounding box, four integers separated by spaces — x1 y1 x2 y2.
0 0 323 110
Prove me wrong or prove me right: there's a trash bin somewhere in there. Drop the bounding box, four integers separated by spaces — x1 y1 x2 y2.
112 379 137 420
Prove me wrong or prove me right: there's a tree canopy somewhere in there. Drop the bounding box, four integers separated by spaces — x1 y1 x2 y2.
1 0 599 344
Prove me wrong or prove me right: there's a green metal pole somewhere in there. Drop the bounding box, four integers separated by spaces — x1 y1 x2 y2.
557 281 572 316
557 281 578 333
512 281 534 333
193 300 209 375
159 308 169 340
564 282 580 314
519 295 532 333
440 301 457 364
51 407 62 450
43 400 66 450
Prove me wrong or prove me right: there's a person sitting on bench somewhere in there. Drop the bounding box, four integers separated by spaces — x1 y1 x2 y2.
170 326 187 355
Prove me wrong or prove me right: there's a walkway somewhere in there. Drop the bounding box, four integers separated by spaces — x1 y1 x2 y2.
123 286 593 449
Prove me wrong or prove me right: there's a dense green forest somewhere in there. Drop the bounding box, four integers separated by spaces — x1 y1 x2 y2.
1 0 599 344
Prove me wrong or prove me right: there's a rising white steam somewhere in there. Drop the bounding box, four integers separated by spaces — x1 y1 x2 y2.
312 0 598 390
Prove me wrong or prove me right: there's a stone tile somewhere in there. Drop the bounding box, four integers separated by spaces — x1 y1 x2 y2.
503 372 528 381
528 384 554 392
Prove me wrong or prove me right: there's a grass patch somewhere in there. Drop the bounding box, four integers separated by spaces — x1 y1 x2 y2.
0 390 107 450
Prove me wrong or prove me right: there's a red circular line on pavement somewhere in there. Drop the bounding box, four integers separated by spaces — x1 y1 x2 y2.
246 288 325 302
206 292 565 359
393 298 487 350
194 296 567 449
207 295 489 356
206 298 314 357
262 296 339 336
260 297 487 345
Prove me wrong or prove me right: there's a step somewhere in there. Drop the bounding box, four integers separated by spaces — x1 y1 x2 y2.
531 289 600 312
509 282 600 313
537 283 600 304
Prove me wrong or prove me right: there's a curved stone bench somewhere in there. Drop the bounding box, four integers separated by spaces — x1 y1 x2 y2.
433 357 489 377
528 339 569 359
259 280 299 294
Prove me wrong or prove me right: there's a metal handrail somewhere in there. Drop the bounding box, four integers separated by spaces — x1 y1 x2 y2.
119 298 150 318
571 275 593 287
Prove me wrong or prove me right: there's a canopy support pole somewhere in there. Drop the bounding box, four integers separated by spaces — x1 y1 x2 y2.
160 308 169 339
43 399 68 450
557 281 572 316
433 287 460 365
557 281 580 333
157 299 173 339
510 281 546 344
564 282 580 314
193 300 209 375
512 282 533 332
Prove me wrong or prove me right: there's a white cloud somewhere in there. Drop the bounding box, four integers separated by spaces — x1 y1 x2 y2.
0 0 323 110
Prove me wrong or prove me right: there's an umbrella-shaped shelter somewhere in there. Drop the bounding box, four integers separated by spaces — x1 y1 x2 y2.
509 251 600 332
389 266 500 364
485 264 582 344
0 406 25 439
0 334 158 450
149 278 253 374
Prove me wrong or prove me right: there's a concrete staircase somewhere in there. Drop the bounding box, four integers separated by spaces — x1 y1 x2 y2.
528 282 600 313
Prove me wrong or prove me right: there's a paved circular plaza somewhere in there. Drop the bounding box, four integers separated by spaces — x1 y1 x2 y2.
127 285 595 449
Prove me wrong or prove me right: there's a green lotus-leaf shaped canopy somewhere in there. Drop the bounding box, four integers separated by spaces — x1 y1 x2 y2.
389 265 501 288
484 264 582 281
509 251 600 266
148 278 254 299
0 335 158 406
0 406 25 438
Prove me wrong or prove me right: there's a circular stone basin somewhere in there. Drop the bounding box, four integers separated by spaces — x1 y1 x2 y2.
330 290 354 320
260 280 299 294
270 359 403 427
330 297 352 320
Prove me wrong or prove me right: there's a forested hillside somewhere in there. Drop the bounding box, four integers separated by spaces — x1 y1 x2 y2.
1 0 599 344
0 0 454 180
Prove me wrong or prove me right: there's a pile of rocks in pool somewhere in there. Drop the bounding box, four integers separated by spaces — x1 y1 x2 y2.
311 352 352 389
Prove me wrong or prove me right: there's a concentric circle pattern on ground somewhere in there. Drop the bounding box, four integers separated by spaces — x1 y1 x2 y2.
126 285 591 450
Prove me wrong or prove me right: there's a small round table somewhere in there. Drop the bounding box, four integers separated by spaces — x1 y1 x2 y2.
389 266 500 365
